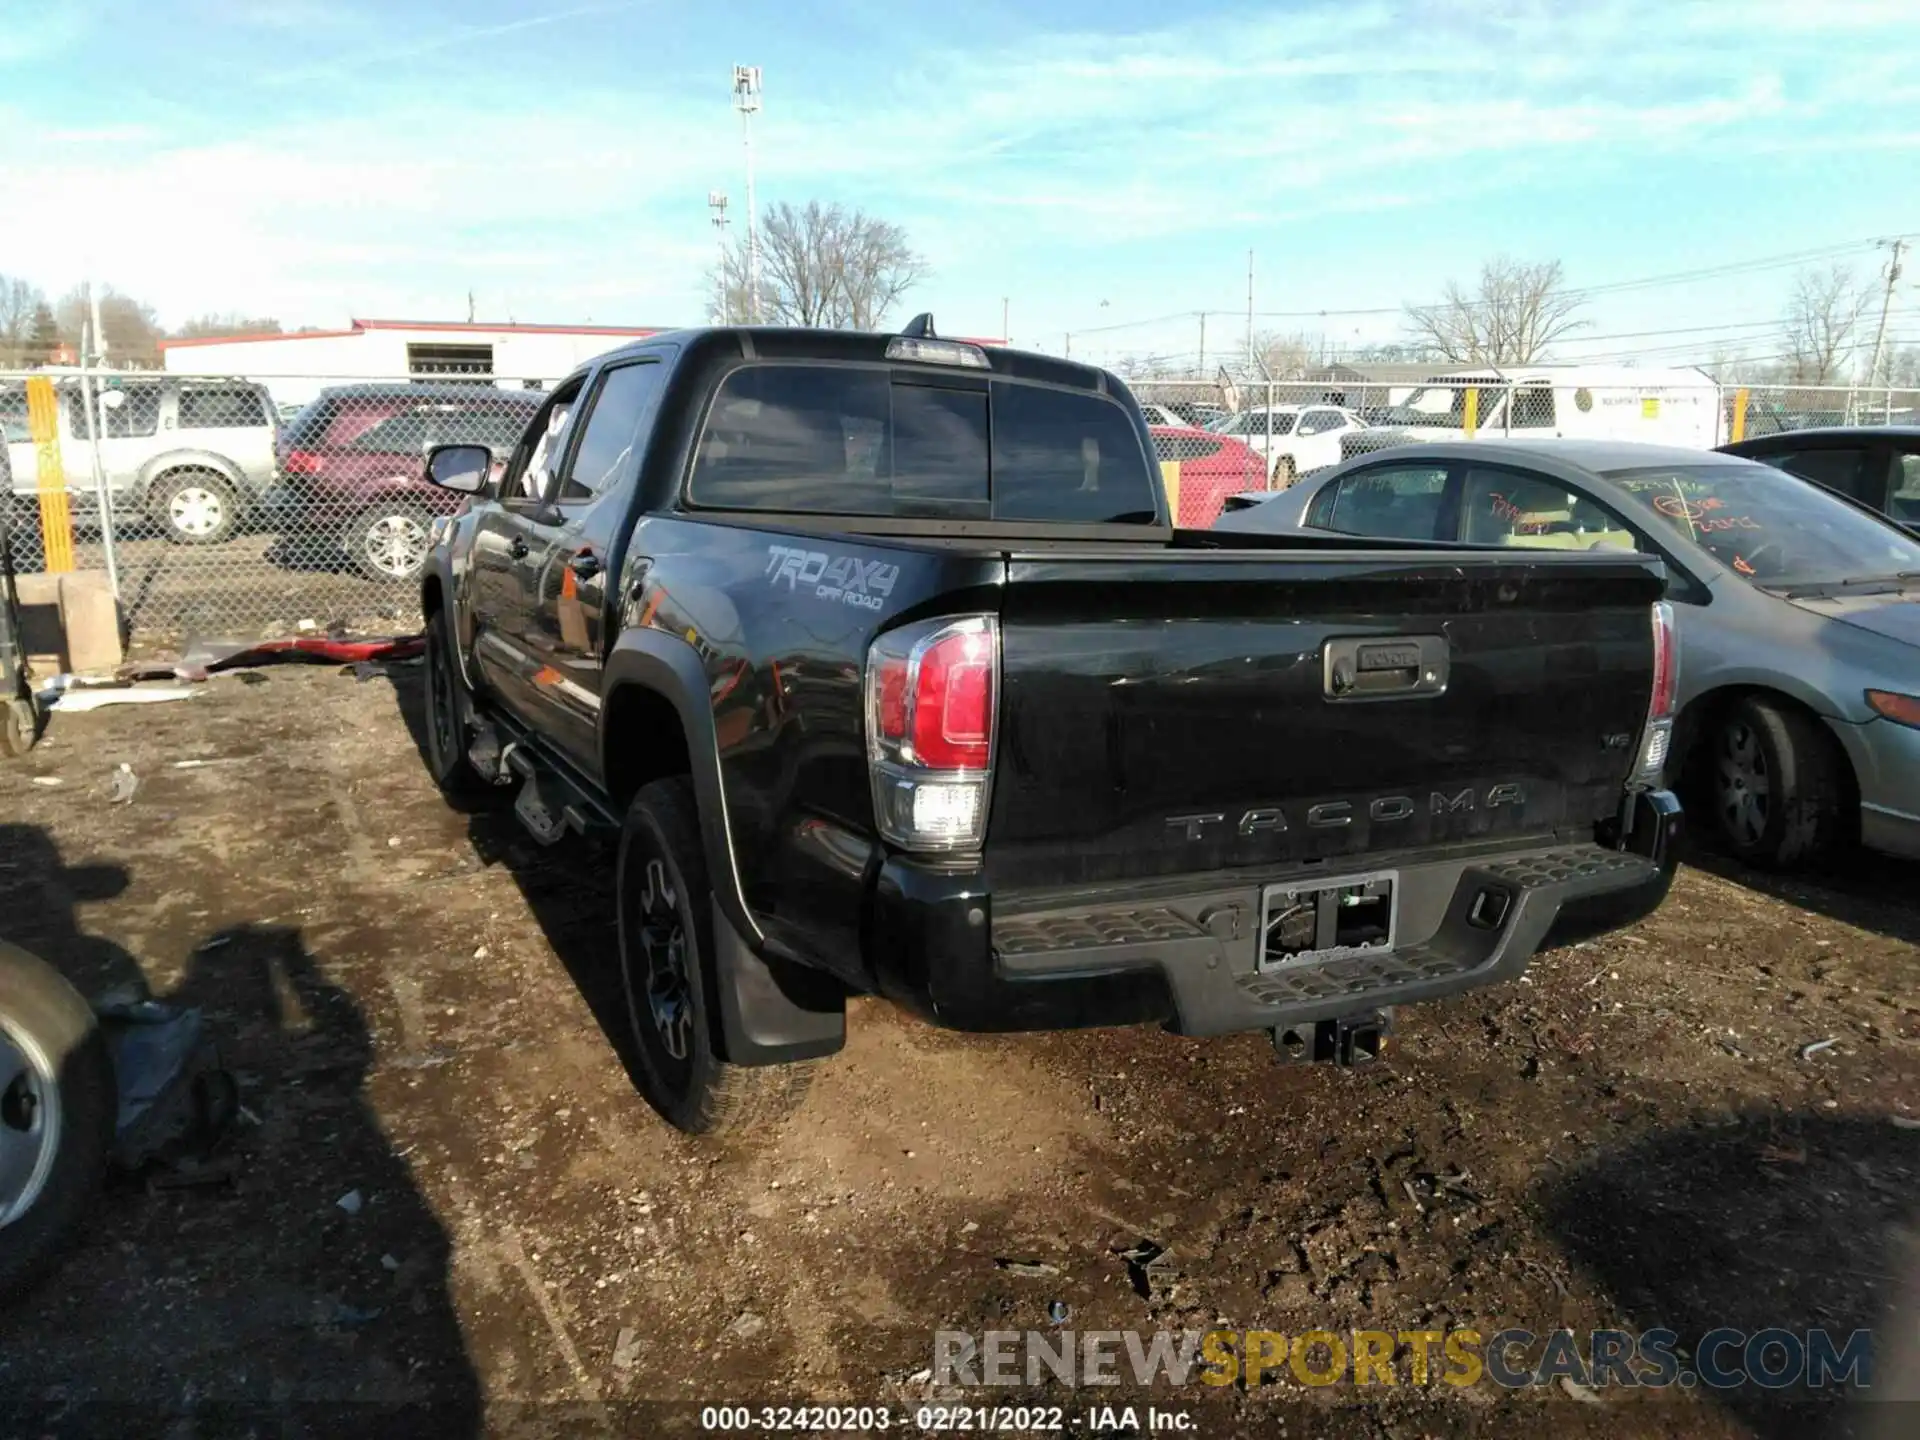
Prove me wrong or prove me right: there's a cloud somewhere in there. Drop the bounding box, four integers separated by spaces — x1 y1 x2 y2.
2 0 1911 333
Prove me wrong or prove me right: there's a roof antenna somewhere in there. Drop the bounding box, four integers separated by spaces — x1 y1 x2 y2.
899 313 936 339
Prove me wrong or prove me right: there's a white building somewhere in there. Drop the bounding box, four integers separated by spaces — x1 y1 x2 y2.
159 318 670 409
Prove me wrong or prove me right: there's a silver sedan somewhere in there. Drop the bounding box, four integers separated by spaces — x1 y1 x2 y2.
1215 438 1920 870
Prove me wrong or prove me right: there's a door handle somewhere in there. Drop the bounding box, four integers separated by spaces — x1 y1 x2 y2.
568 550 602 580
508 536 530 559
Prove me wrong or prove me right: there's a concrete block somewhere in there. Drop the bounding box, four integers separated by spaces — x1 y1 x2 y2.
58 571 124 675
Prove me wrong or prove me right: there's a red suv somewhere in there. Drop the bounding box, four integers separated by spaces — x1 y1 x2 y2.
271 383 543 581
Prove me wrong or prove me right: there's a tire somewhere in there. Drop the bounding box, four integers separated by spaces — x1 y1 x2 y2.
616 777 813 1137
0 941 116 1303
422 608 486 801
1711 694 1849 870
2 696 37 758
150 469 240 546
1272 455 1296 488
348 502 434 583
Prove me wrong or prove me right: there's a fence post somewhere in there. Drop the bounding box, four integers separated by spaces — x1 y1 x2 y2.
1729 388 1749 444
1463 386 1479 438
76 336 123 598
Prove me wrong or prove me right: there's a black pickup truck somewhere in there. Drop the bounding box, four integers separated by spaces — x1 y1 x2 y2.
416 320 1682 1136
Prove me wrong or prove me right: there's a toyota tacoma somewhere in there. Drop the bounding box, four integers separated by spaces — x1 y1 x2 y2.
415 320 1682 1135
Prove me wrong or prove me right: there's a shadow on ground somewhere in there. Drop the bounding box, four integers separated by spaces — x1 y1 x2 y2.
1679 836 1920 949
1539 1107 1920 1440
384 667 656 1105
0 823 481 1432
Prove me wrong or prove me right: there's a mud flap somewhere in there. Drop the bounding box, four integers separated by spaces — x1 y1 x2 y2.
708 900 846 1065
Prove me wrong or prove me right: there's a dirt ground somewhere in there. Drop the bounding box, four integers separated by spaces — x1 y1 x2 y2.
1 664 1916 1439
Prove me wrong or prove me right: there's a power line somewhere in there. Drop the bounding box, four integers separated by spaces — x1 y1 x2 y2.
1080 234 1912 336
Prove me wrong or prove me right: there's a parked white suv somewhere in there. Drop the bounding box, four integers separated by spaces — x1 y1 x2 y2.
2 375 278 545
1207 404 1366 485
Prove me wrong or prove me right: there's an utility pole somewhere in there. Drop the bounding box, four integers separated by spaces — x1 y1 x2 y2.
732 65 762 323
1064 333 1071 358
1002 296 1009 343
1245 251 1255 373
1197 312 1207 376
708 191 732 319
1864 236 1907 392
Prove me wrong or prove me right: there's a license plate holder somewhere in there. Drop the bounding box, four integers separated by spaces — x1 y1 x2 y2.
1258 869 1399 971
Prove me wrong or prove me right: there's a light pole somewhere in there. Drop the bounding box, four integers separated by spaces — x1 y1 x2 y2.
732 65 762 323
708 190 731 320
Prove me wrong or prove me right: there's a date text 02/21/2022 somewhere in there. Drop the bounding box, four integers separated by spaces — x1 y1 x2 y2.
697 1404 1196 1431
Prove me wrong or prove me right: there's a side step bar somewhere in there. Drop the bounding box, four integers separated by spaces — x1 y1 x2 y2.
467 717 620 845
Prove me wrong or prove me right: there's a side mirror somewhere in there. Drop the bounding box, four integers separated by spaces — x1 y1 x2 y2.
426 443 492 495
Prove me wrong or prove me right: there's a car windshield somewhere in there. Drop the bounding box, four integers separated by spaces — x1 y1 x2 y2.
1604 461 1920 591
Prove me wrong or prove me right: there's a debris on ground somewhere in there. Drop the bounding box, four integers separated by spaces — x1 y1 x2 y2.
994 1259 1061 1278
94 997 237 1171
39 682 200 712
116 634 425 684
1799 1037 1838 1060
336 1189 365 1216
106 764 138 804
727 1311 768 1341
1559 1376 1606 1405
612 1327 643 1371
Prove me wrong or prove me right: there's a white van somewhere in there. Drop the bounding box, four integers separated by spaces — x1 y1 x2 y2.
1343 365 1723 460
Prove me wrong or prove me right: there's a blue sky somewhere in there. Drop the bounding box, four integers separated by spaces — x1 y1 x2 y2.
3 0 1917 369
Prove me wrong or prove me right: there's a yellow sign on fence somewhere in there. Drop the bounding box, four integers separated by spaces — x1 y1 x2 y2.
1160 460 1182 525
26 376 74 574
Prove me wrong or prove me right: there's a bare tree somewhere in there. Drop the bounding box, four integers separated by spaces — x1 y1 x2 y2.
1403 257 1587 365
54 284 164 366
174 313 283 340
0 274 43 368
707 201 929 330
1780 263 1870 386
1247 330 1332 379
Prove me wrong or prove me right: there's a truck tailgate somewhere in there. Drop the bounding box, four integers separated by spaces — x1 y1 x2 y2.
984 549 1665 892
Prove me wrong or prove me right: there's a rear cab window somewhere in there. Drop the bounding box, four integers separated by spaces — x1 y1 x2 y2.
686 362 1157 523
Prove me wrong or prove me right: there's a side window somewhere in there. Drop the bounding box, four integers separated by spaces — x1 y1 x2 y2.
1299 409 1342 436
350 411 433 453
502 380 586 504
1761 448 1872 502
1510 385 1555 429
1326 463 1452 541
64 385 161 439
0 388 28 443
176 387 265 429
552 363 663 503
1461 467 1638 551
1891 452 1920 525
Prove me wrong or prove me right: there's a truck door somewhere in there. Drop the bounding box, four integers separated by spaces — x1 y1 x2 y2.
469 375 585 721
508 359 666 773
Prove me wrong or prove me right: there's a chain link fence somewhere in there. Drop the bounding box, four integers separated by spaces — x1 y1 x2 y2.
4 369 555 654
6 367 1918 654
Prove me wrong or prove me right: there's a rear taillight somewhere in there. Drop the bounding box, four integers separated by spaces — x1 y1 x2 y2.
283 448 323 475
1634 601 1677 783
865 615 998 851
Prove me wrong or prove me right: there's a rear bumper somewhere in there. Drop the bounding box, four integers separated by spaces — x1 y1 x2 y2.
867 788 1681 1038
